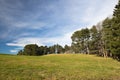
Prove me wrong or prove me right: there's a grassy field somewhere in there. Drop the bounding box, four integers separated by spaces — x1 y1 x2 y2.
0 54 120 80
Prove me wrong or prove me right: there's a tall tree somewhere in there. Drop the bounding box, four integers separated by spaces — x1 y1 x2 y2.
102 18 113 57
71 28 90 54
102 0 120 59
111 0 120 59
89 26 99 54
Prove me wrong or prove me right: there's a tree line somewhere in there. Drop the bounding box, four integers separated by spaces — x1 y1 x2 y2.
71 0 120 60
17 44 71 56
18 0 120 60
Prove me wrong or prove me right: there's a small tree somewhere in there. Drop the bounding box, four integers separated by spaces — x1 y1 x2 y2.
17 50 24 55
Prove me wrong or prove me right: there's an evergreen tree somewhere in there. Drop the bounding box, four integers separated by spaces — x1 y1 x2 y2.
89 26 99 54
102 18 113 57
102 0 120 59
24 44 39 56
17 50 24 55
111 0 120 59
71 28 90 54
64 45 71 53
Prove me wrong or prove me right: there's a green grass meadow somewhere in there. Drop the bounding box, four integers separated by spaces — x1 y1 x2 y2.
0 54 120 80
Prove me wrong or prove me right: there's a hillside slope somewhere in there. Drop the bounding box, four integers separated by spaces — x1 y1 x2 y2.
0 54 120 80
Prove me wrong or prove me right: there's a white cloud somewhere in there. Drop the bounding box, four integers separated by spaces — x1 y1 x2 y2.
10 50 18 53
80 0 118 27
58 0 118 28
43 32 72 46
7 32 72 53
1 0 118 32
13 21 47 29
0 0 47 30
6 32 72 48
6 38 44 47
9 47 23 53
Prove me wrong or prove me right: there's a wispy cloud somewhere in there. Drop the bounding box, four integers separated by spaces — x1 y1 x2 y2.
79 0 118 27
9 47 24 53
6 38 44 47
6 32 72 48
10 50 18 53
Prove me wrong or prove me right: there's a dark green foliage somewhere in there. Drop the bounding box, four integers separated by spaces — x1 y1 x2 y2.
70 0 120 60
17 50 24 55
24 44 39 56
54 44 64 53
71 28 90 54
48 46 55 54
49 44 64 54
38 46 48 55
64 45 71 53
17 44 64 56
113 0 120 18
102 18 113 55
89 26 100 54
101 0 120 60
111 0 120 60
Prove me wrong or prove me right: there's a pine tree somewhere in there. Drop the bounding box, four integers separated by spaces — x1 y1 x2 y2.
111 0 120 60
71 28 90 54
89 26 100 54
102 18 113 57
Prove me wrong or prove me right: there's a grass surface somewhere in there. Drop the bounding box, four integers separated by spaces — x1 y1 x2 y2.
0 54 120 80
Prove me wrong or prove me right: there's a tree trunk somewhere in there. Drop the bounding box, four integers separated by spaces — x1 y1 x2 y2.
87 46 89 54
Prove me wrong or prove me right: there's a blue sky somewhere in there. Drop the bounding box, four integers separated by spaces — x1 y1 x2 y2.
0 0 118 54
